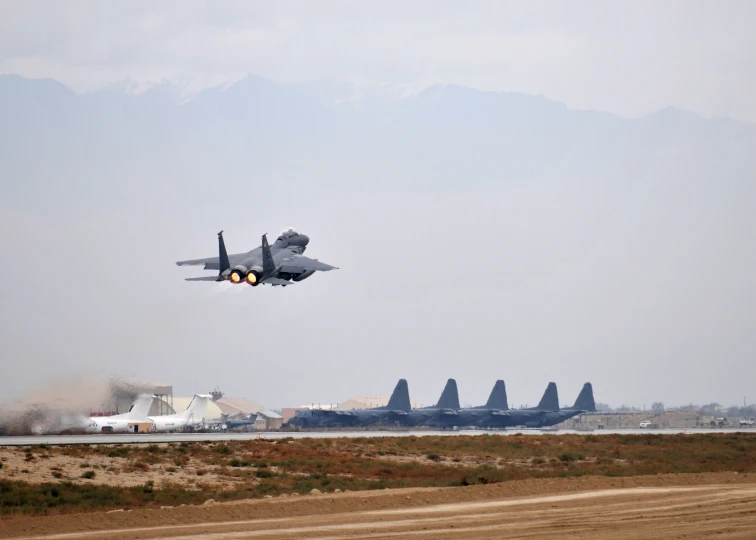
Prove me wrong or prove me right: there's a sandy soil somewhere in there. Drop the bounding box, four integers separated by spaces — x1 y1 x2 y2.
0 446 239 489
2 472 755 539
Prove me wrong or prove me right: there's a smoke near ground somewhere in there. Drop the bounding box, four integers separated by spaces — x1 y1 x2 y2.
0 376 163 435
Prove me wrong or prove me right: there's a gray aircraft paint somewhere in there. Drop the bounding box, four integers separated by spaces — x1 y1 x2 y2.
477 380 508 410
446 382 563 429
536 383 597 427
225 417 256 430
287 379 413 428
177 228 337 286
406 379 461 427
288 380 597 430
530 382 559 412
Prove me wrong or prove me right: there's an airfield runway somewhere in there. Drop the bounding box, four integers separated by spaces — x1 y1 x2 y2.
0 427 740 446
3 474 756 539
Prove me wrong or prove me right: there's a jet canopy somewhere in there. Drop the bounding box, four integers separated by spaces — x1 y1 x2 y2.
277 227 299 240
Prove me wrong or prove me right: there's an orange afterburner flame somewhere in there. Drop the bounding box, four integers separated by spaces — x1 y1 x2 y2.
229 271 242 283
246 272 257 285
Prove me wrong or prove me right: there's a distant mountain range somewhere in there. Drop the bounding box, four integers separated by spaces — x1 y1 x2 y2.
1 73 754 217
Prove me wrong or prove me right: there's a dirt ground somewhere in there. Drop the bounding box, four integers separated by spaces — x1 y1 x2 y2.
0 444 241 489
2 472 755 539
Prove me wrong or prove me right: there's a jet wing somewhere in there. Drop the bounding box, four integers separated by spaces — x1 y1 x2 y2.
278 255 338 274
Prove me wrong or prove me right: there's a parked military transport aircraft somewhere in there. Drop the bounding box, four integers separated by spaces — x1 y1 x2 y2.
407 379 460 427
283 380 597 430
86 394 154 433
176 228 337 286
148 394 210 432
475 382 595 429
288 380 412 428
486 381 562 428
535 383 596 427
424 379 510 429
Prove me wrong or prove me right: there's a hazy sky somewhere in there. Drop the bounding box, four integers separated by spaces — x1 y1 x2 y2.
1 2 756 412
1 1 755 121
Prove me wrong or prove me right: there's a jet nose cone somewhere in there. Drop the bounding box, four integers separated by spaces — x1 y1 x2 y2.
299 234 310 246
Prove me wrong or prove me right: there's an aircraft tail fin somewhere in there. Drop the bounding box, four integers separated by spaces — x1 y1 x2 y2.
218 231 230 274
127 394 154 419
571 383 596 412
435 379 460 409
181 394 211 422
384 379 411 411
536 382 560 411
484 380 509 409
261 234 276 276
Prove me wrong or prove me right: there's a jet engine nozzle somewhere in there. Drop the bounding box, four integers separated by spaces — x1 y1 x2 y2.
229 265 249 284
246 266 264 286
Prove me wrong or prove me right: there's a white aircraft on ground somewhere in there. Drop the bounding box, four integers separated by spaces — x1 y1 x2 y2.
86 394 154 433
148 394 211 432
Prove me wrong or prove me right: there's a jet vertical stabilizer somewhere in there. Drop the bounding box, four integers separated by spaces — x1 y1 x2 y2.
483 380 508 409
261 234 276 276
571 383 595 412
535 382 559 411
218 231 230 275
434 379 460 409
127 394 154 418
181 394 211 421
384 379 411 411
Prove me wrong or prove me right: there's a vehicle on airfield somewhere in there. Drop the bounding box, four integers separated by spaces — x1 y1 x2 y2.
148 394 211 433
85 394 154 433
286 380 413 428
176 228 337 286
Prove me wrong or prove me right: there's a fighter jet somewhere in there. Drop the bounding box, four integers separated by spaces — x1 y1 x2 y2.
176 227 337 286
286 380 413 428
407 379 461 428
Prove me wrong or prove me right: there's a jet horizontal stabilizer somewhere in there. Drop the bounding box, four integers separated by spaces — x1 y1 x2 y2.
186 276 225 282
